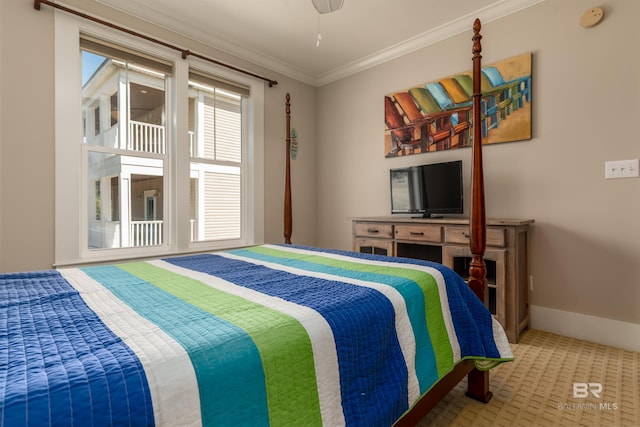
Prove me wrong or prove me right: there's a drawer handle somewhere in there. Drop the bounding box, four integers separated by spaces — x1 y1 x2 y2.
462 232 469 238
410 231 424 236
367 228 379 233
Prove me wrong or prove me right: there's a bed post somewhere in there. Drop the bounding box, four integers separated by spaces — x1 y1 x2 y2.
284 93 293 244
465 18 492 404
468 19 487 305
379 21 493 427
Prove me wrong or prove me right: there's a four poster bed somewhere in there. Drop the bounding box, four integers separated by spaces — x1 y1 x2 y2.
0 20 510 427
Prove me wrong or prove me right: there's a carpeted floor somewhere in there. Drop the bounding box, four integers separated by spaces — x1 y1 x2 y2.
417 329 640 427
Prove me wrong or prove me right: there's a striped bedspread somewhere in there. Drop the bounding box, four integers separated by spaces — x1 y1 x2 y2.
1 244 512 427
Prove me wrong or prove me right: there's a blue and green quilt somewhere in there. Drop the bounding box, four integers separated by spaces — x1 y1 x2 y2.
0 244 512 426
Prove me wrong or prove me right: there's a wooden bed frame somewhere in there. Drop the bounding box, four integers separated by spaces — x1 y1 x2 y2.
283 19 491 425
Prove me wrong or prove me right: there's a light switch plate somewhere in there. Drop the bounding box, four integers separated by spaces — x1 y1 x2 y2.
605 159 639 179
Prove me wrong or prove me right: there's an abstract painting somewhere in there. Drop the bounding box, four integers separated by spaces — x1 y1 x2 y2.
384 52 532 157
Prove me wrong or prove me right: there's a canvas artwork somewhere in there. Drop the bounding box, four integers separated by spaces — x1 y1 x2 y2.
384 52 532 158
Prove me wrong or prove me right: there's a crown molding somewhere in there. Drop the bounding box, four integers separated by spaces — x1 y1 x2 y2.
92 0 544 87
314 0 545 86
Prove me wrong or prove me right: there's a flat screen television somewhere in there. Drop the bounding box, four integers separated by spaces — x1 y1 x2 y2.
390 160 463 218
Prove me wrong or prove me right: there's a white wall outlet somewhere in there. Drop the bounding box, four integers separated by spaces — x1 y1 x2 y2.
605 159 639 179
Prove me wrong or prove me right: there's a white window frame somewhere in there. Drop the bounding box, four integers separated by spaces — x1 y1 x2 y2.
54 10 264 266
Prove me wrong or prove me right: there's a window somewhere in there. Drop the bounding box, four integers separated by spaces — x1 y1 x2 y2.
111 176 119 222
188 71 247 242
55 13 264 265
81 40 168 250
94 181 101 220
110 92 118 127
94 106 100 135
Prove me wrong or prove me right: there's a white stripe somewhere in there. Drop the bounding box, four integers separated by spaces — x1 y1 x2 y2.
223 248 423 405
148 259 347 427
264 245 463 362
491 317 514 359
59 268 202 427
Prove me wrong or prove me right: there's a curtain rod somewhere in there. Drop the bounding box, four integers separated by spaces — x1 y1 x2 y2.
34 0 279 87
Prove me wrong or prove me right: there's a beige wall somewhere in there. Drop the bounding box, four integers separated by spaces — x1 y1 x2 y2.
0 0 3 271
0 0 317 272
1 0 55 272
316 0 640 325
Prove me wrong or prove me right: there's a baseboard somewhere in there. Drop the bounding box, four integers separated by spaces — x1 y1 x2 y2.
530 305 640 353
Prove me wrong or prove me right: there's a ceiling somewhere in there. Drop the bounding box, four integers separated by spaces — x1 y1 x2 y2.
94 0 542 86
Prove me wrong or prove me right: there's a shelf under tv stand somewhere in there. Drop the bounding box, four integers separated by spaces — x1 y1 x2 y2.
351 216 534 343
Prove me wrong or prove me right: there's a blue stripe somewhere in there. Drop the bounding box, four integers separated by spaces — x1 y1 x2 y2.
164 253 410 427
0 270 154 427
81 265 270 427
438 267 501 358
286 245 502 359
230 247 439 394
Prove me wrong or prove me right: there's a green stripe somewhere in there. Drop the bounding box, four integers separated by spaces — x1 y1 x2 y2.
241 246 454 376
119 262 322 427
82 265 268 426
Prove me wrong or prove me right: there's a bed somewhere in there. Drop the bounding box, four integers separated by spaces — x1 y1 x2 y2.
1 19 508 427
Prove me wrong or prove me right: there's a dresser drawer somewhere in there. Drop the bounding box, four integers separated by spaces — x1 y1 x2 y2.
353 222 394 239
395 224 442 242
445 226 506 247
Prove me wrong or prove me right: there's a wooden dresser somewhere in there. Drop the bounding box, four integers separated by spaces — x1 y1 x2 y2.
352 216 534 343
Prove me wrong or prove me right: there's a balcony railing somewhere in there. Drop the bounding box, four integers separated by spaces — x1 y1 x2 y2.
130 220 163 247
129 121 166 154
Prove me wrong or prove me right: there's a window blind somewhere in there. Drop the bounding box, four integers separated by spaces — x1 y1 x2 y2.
189 69 250 97
80 34 174 76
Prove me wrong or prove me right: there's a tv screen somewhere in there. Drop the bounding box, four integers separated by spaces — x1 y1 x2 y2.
422 160 463 216
390 160 463 217
390 166 424 214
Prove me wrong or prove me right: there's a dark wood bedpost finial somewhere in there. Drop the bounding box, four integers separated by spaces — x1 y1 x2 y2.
284 93 293 244
472 19 482 57
468 18 487 305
